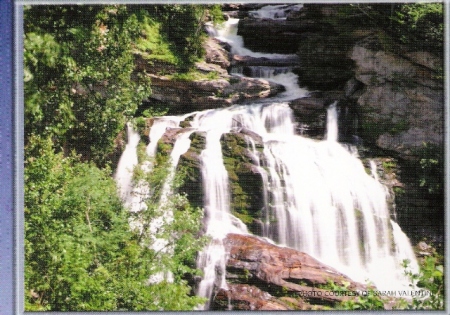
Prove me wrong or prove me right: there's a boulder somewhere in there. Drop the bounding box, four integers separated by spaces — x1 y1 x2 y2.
231 55 301 68
224 234 364 289
213 233 368 310
223 76 285 101
148 73 284 113
213 284 286 310
203 37 231 69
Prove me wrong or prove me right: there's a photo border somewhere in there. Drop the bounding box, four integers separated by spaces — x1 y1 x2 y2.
2 0 449 314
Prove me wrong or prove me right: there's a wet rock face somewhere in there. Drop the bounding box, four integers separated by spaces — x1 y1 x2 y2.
212 284 277 311
288 96 327 140
211 234 367 310
231 55 301 68
203 37 231 69
147 71 285 113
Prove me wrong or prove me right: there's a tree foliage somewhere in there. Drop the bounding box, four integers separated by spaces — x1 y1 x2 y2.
24 5 152 166
400 254 445 310
24 5 212 310
345 3 443 55
143 4 207 70
24 135 206 310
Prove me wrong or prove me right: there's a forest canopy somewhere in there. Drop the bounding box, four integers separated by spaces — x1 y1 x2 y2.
24 4 211 311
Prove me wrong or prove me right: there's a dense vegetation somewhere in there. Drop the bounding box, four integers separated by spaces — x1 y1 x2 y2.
24 3 444 311
24 4 213 311
318 3 444 55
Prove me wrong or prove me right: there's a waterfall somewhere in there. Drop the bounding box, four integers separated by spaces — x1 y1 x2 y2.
114 122 145 212
326 101 339 142
117 103 418 293
114 4 419 309
248 4 304 20
193 109 248 310
215 17 296 59
216 15 308 101
257 133 417 290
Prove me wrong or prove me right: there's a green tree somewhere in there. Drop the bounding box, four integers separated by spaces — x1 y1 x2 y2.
24 5 212 311
143 4 207 70
25 136 205 310
401 254 445 310
24 5 152 166
345 3 443 54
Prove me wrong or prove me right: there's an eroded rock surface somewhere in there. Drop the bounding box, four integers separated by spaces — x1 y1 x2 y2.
351 38 444 156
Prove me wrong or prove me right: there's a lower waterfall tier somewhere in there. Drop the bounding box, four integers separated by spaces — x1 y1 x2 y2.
116 101 419 309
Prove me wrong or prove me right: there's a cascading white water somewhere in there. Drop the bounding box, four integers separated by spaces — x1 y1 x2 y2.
115 117 195 284
248 4 304 20
192 109 249 310
258 135 417 290
216 18 296 59
215 15 308 101
115 122 146 212
115 122 140 202
326 101 339 142
148 130 195 284
117 102 419 293
114 4 419 308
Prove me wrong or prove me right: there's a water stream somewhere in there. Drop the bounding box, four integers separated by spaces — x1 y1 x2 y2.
115 4 419 309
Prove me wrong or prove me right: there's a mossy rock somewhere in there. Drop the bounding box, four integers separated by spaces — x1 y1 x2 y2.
176 131 207 209
220 132 265 234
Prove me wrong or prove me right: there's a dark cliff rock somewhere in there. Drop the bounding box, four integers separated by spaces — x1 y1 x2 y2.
295 32 356 90
287 4 444 157
231 55 300 67
288 93 338 140
237 18 329 54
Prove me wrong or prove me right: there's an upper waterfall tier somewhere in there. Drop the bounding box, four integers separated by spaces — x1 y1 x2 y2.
211 16 308 102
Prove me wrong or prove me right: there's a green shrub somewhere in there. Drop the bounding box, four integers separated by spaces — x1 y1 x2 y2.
401 253 445 310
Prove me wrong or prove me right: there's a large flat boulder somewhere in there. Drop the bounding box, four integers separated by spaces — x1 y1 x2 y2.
213 233 368 310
